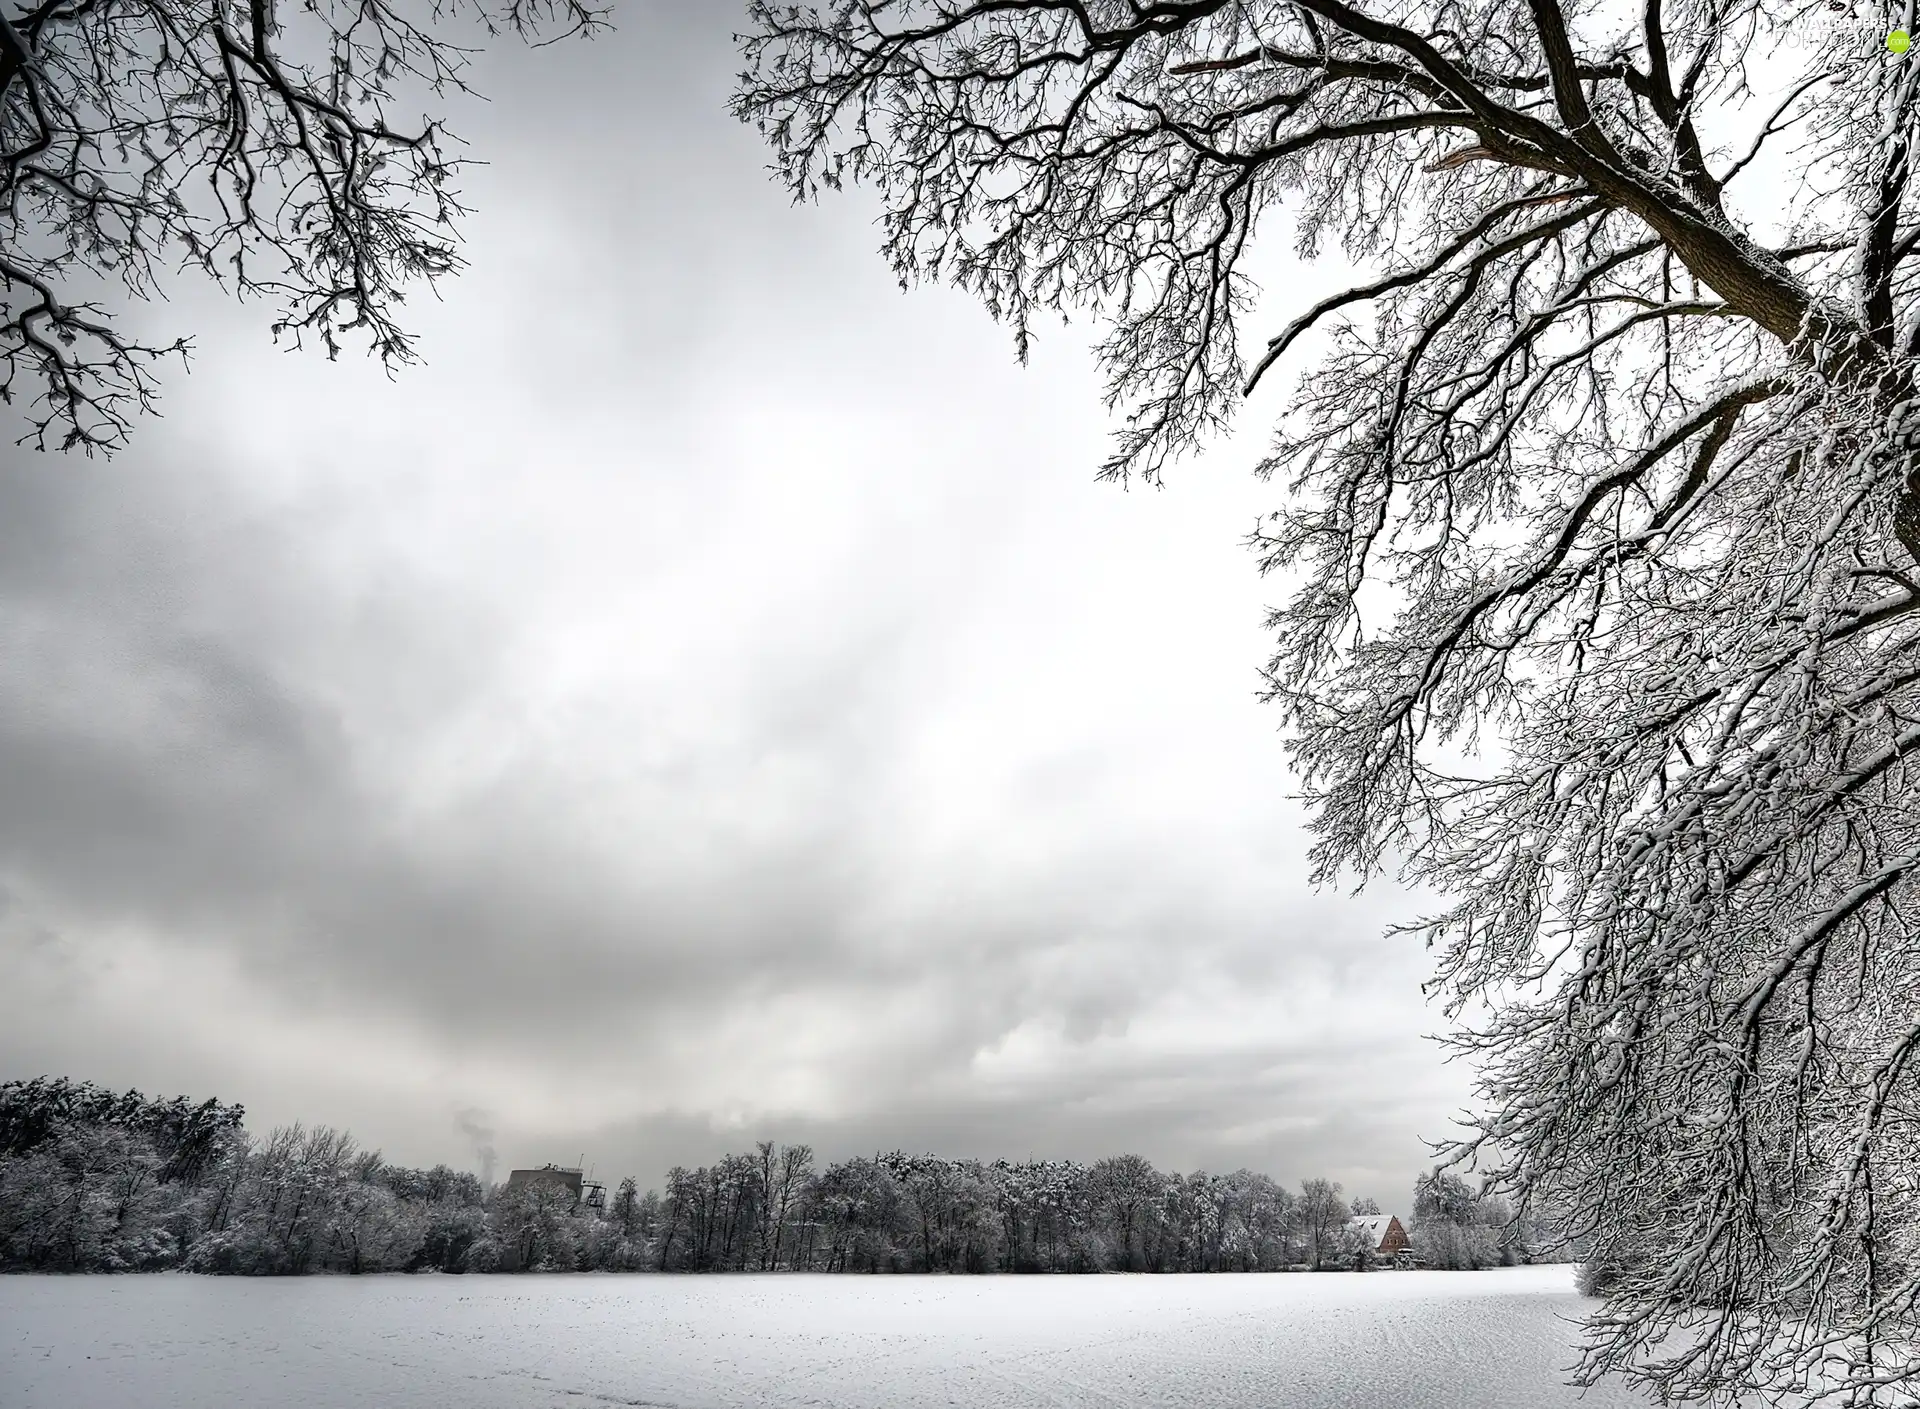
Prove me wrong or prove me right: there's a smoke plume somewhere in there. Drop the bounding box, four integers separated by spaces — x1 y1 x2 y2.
453 1106 498 1187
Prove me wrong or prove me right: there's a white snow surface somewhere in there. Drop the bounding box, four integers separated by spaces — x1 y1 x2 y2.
2 1265 1662 1409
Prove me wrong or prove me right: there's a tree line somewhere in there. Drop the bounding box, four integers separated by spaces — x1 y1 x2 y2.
0 1077 1560 1275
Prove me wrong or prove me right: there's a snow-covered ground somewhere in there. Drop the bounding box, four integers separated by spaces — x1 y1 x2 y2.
2 1265 1654 1408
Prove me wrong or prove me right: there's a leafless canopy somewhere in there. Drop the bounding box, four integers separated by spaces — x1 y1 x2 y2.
735 1 1920 1401
0 0 605 452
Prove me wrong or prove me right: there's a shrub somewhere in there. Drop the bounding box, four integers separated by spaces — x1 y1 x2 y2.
1575 1260 1626 1298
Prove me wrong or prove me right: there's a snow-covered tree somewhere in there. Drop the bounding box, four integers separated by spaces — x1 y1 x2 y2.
1089 1152 1166 1271
0 1075 1502 1281
0 0 608 453
735 2 1920 1399
1297 1177 1350 1270
1411 1165 1500 1270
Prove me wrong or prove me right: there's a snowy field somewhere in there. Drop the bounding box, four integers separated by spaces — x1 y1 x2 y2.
2 1265 1658 1409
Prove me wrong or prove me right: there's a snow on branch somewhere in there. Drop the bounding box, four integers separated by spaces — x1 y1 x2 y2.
737 2 1920 1402
0 0 607 453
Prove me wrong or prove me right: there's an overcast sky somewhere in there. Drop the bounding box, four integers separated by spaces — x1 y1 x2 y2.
0 0 1472 1207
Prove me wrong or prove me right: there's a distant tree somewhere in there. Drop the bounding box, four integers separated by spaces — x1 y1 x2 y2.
0 1124 175 1270
327 1179 419 1274
1167 1170 1216 1272
1575 1258 1629 1299
0 0 608 454
1413 1221 1492 1272
735 4 1920 1400
804 1156 903 1274
1350 1195 1382 1217
412 1200 486 1273
612 1176 639 1238
656 1165 692 1271
0 1074 1568 1283
1338 1219 1377 1272
1031 1159 1090 1272
1089 1154 1164 1272
882 1152 958 1272
766 1143 813 1271
1245 1175 1293 1272
634 1188 662 1243
1413 1168 1479 1228
1476 1192 1523 1266
180 1122 351 1274
751 1142 778 1269
490 1174 580 1272
1411 1167 1497 1271
0 1077 243 1181
704 1154 752 1271
460 1226 502 1272
1296 1178 1348 1270
990 1157 1091 1273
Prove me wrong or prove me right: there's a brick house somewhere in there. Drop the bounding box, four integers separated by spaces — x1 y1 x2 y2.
1348 1213 1411 1259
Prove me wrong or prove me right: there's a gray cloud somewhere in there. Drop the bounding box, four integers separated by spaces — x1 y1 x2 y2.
0 0 1468 1208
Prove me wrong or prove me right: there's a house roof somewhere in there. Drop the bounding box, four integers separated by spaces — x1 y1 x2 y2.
1348 1214 1399 1246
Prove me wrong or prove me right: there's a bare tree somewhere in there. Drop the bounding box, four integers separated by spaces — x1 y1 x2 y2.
765 1141 813 1271
0 0 606 453
735 1 1920 1400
